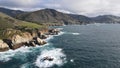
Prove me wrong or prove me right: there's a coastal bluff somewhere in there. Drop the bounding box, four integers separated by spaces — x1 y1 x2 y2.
0 28 60 52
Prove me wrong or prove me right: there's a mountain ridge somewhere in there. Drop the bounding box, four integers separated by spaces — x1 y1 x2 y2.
1 7 120 24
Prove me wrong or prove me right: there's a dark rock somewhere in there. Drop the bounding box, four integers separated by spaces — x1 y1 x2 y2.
12 43 24 50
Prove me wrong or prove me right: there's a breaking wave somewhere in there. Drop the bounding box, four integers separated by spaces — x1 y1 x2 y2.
0 46 31 62
72 33 80 35
35 48 67 68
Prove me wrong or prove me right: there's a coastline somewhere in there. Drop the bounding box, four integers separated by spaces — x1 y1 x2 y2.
0 27 67 68
0 28 61 52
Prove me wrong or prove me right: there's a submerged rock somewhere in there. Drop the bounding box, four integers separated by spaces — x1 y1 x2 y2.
0 40 9 52
42 56 54 61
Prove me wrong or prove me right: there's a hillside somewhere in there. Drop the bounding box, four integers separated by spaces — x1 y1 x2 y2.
16 9 83 25
1 7 120 24
0 7 24 17
69 14 94 24
92 15 120 23
0 12 46 39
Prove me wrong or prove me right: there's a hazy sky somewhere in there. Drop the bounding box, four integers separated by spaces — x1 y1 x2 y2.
0 0 120 16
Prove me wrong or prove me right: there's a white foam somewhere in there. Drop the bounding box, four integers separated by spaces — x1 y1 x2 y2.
55 31 65 36
56 28 63 30
35 48 67 68
72 33 80 35
0 46 31 62
70 59 74 62
44 31 65 42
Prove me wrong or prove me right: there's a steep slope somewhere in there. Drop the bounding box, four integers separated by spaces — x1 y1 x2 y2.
0 7 24 17
0 12 43 29
0 12 45 39
69 14 94 24
16 9 82 25
92 15 120 23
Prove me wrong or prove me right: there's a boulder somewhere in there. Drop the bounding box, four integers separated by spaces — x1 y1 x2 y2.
11 33 33 49
0 40 9 52
29 41 36 47
34 37 47 45
40 34 48 39
48 29 60 35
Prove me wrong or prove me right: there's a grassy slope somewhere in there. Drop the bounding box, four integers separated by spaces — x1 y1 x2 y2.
0 12 47 39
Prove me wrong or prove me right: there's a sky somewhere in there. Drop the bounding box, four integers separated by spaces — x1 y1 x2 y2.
0 0 120 16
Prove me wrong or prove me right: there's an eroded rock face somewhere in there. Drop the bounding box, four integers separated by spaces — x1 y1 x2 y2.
34 37 46 45
0 40 9 52
11 32 33 49
0 28 60 52
11 32 33 44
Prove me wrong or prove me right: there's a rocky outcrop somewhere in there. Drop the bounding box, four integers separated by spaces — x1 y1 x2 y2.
34 37 46 45
48 28 60 35
0 40 9 52
11 32 33 49
0 28 60 52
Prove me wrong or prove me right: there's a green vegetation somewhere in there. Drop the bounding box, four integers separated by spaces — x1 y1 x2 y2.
0 12 47 39
18 21 44 29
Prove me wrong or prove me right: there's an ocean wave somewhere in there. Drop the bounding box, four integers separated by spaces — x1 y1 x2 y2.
64 32 80 35
45 31 65 42
0 46 32 62
72 33 80 35
35 48 67 68
55 31 65 36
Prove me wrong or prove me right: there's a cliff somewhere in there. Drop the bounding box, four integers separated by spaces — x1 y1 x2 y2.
0 28 60 52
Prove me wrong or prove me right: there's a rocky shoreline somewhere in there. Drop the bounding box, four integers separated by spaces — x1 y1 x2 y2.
0 28 61 52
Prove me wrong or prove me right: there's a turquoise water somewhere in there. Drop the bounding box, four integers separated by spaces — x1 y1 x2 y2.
1 24 120 68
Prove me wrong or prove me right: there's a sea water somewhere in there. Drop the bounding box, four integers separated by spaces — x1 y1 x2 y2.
1 24 120 68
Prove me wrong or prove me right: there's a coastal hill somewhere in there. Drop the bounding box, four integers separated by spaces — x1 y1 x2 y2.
92 15 120 23
15 9 120 24
16 8 82 25
0 12 55 52
0 7 24 17
0 12 42 30
0 12 45 39
1 7 120 24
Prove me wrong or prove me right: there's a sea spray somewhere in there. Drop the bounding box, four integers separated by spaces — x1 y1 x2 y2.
0 28 67 68
35 48 67 68
0 46 32 62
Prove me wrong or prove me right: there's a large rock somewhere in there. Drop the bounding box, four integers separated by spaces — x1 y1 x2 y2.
0 40 9 52
49 29 60 35
34 37 46 45
11 32 33 49
38 30 49 39
11 35 23 44
25 41 36 47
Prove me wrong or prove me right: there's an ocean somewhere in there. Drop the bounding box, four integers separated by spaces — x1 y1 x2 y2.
1 24 120 68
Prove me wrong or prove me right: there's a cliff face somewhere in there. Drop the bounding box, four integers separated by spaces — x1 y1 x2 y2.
0 28 59 52
0 40 9 52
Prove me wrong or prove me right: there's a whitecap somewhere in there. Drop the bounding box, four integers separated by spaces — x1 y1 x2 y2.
70 59 74 62
35 48 67 68
72 33 80 35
